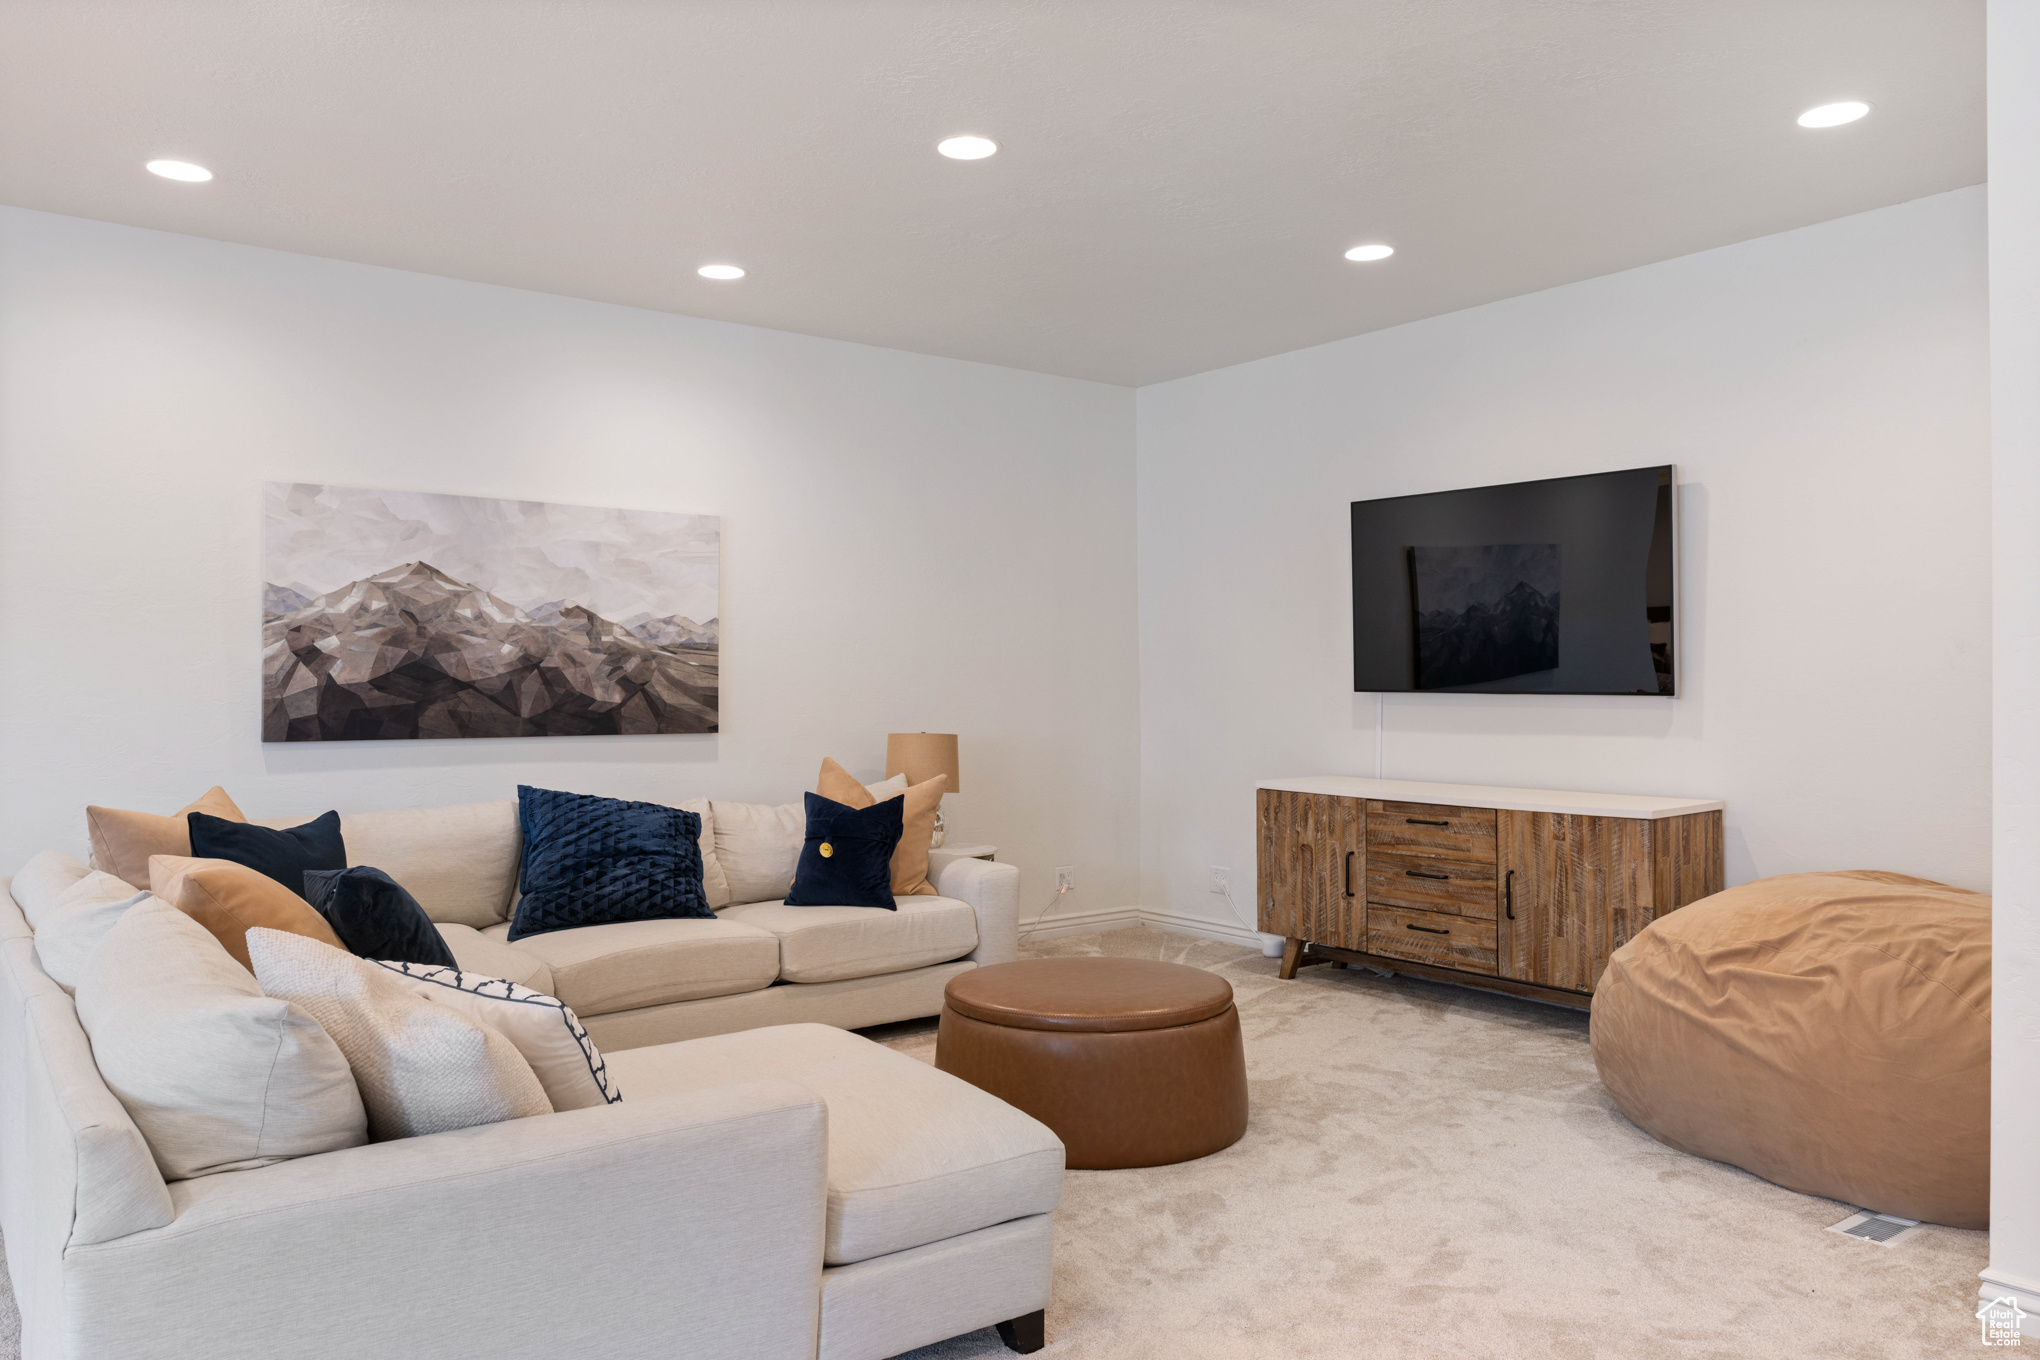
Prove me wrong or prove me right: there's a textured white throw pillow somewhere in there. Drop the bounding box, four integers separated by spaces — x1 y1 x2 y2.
372 961 622 1111
74 898 368 1179
8 849 91 923
34 873 157 989
248 928 552 1140
709 799 807 905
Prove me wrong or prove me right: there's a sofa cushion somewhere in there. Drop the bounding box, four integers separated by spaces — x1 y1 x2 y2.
254 801 522 929
150 855 347 971
86 786 246 889
339 801 521 928
33 873 152 990
481 916 779 1017
436 922 554 994
9 850 91 922
678 797 732 909
249 928 552 1141
75 899 367 1178
607 1023 1063 1265
720 896 978 984
709 799 805 906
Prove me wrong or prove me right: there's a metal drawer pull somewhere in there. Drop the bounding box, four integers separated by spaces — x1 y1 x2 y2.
1504 869 1515 921
1406 924 1450 935
1405 818 1450 827
1344 850 1355 898
1405 869 1449 881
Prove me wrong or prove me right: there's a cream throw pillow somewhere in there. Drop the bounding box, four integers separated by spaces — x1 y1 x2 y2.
248 928 552 1140
74 899 367 1179
33 873 153 989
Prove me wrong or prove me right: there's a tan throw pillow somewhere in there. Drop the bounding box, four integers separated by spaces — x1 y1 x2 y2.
816 757 946 898
247 928 552 1141
74 898 367 1179
86 787 247 890
150 855 347 972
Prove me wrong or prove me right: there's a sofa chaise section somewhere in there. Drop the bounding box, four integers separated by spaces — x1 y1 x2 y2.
0 880 1062 1360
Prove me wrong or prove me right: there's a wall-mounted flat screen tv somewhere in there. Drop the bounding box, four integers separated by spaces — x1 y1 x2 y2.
1351 465 1674 696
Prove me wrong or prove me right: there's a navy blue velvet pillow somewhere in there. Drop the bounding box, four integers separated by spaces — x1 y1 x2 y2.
188 810 346 899
510 786 711 942
302 866 458 969
785 791 903 910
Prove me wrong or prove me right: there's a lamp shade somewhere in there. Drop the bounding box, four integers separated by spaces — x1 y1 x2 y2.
886 733 960 794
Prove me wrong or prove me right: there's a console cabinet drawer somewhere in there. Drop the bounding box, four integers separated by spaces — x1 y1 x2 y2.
1366 850 1497 918
1366 905 1498 975
1366 801 1497 863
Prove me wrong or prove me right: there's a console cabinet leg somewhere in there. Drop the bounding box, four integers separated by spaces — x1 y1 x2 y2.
997 1309 1046 1353
1278 937 1304 980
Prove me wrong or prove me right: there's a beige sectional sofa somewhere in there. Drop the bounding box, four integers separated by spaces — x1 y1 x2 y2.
0 795 1054 1360
246 796 1021 1048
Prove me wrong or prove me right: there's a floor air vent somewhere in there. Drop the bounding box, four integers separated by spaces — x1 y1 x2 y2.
1827 1211 1921 1247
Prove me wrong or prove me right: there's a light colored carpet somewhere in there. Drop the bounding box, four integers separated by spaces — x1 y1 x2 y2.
0 926 1985 1358
876 926 1989 1360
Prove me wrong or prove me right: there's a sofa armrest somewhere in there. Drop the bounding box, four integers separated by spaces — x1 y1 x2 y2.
933 855 1020 966
64 1081 828 1360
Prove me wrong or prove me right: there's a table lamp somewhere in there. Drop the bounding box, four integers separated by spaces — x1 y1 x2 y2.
886 732 960 848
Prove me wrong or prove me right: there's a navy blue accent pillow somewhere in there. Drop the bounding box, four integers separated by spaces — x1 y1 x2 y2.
785 791 903 910
509 786 711 942
188 810 346 900
302 866 458 969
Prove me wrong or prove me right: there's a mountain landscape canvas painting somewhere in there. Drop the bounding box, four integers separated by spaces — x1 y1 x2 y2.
262 484 719 740
1409 543 1559 689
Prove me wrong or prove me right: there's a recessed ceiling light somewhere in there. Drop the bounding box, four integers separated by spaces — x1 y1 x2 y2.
697 264 745 281
937 136 998 161
146 159 212 182
1797 101 1871 129
1344 244 1395 262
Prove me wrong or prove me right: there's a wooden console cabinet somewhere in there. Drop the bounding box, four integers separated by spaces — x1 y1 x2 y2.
1257 778 1723 1009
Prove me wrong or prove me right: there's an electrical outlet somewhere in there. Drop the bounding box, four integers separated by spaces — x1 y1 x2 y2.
1056 866 1075 892
1209 867 1230 895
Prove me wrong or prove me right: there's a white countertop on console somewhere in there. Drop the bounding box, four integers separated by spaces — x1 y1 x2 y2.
1257 776 1723 820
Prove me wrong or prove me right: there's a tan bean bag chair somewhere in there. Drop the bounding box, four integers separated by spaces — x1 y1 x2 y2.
1591 870 1988 1228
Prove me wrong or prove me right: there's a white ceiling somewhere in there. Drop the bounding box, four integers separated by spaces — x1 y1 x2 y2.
0 1 1983 386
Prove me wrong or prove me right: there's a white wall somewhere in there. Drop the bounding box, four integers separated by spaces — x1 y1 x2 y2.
1986 0 2040 1325
1136 187 1990 937
0 207 1142 921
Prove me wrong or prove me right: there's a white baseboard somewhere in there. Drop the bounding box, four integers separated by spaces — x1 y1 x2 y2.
1016 905 1142 942
1978 1269 2040 1339
1136 906 1269 948
1013 904 1273 948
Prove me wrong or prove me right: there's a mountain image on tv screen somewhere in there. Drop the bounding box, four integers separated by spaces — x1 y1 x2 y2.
1408 543 1560 689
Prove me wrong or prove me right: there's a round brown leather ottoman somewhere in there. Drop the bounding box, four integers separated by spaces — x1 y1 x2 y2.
936 958 1249 1170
